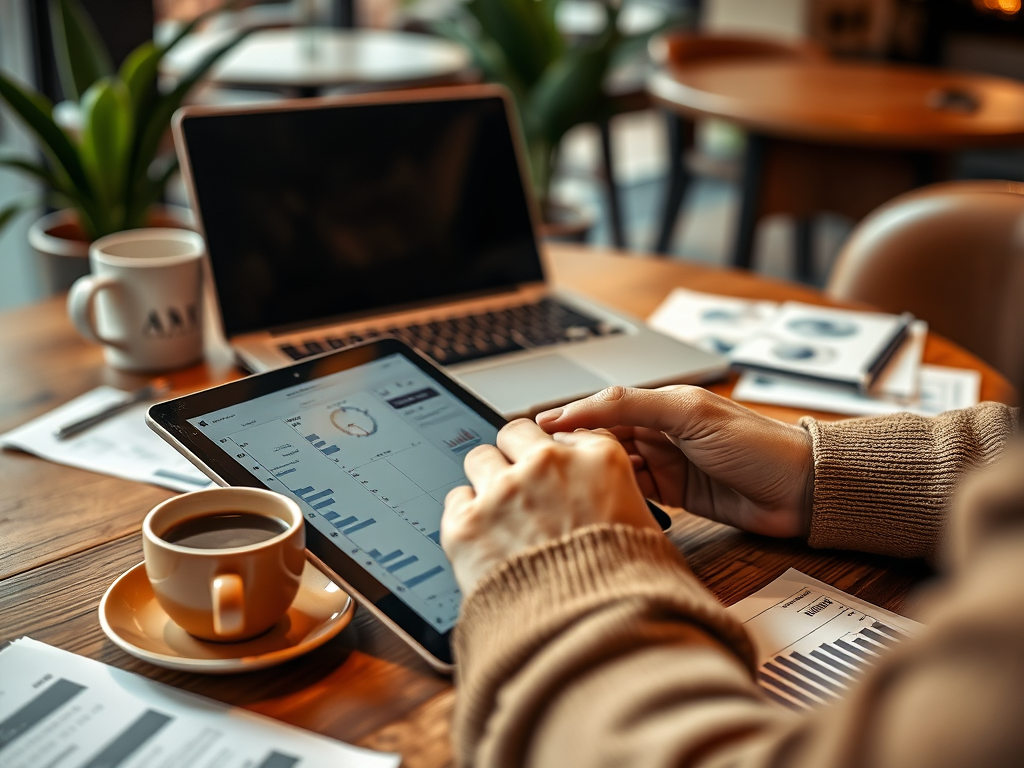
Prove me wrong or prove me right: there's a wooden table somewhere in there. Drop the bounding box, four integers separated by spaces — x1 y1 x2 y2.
648 59 1024 278
162 28 473 98
0 243 1015 765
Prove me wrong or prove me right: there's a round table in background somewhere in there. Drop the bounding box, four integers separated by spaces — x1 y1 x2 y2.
647 59 1024 276
162 28 474 97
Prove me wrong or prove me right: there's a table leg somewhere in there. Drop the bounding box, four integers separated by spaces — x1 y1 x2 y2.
732 132 766 270
794 216 815 284
598 120 627 249
653 112 693 254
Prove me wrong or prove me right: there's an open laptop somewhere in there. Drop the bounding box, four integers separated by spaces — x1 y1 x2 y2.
172 85 727 416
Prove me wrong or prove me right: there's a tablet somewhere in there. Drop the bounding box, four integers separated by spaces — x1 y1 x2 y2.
148 339 670 672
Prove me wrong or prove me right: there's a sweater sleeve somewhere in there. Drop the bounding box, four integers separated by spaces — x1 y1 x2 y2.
802 402 1015 560
453 411 1024 768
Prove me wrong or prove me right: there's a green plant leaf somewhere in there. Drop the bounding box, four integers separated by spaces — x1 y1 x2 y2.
0 198 29 234
125 28 252 228
162 0 246 54
0 71 94 199
432 18 525 100
466 0 562 88
80 78 133 232
120 42 162 128
49 0 114 101
0 153 62 189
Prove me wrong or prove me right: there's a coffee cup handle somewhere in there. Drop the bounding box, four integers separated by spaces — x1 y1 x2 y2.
211 574 245 637
67 275 124 348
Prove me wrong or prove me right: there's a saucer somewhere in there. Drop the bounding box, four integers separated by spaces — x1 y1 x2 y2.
99 559 354 674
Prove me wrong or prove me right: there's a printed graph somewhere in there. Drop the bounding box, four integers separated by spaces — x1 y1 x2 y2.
757 619 907 710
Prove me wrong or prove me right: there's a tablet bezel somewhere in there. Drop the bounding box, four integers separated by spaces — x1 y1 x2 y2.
146 339 507 672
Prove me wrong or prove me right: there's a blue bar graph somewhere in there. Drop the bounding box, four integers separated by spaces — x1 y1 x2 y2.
343 518 376 535
305 434 321 442
404 565 445 589
386 555 419 573
295 486 314 497
427 530 441 545
322 445 339 456
333 516 358 529
275 468 296 477
313 499 336 510
305 432 341 457
314 440 326 449
305 489 334 503
368 549 404 564
322 511 340 522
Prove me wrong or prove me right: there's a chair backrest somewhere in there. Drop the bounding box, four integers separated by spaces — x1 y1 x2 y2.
826 181 1024 384
651 32 827 68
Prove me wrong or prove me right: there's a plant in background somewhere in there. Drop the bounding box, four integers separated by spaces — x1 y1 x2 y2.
437 0 682 210
0 0 247 240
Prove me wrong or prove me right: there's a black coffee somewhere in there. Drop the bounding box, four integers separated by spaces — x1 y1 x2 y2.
162 512 288 550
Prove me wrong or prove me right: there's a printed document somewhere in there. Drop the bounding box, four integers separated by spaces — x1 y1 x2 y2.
0 387 214 492
728 568 923 710
0 638 398 768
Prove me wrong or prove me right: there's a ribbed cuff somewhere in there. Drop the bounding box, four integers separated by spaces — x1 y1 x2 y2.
802 403 1015 562
452 524 754 764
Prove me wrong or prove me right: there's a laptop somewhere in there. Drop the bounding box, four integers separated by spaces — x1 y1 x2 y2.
172 85 727 416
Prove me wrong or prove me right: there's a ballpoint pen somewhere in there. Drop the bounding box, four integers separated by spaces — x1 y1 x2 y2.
54 378 172 440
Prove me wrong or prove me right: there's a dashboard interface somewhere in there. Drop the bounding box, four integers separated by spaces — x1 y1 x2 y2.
188 354 499 632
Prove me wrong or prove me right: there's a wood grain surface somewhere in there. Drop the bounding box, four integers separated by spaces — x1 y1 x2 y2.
0 243 1014 766
648 60 1024 149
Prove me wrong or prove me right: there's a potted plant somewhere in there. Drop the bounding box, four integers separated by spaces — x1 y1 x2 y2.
0 0 247 291
436 0 680 237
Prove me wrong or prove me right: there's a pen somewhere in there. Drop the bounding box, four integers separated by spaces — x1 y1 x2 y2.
54 379 172 440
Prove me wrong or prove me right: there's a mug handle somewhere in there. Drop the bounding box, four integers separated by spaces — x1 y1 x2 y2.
67 275 124 348
212 573 245 637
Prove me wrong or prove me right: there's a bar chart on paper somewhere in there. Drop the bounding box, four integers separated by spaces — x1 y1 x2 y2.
727 568 923 711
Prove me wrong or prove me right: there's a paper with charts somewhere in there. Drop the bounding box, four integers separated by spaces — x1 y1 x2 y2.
0 638 398 768
727 568 923 710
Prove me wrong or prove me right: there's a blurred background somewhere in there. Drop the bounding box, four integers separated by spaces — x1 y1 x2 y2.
4 0 1024 312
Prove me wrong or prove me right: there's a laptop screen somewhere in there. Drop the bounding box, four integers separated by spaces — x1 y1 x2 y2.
180 93 545 338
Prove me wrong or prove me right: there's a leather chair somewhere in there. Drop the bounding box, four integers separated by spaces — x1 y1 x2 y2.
826 181 1024 384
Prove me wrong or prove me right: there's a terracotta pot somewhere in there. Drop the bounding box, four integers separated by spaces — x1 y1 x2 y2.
28 206 195 294
538 201 593 243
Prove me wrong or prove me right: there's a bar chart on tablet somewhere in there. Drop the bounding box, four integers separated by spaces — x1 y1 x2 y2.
728 569 923 710
214 361 499 631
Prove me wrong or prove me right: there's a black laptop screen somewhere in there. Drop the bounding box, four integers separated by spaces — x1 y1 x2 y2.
180 95 545 338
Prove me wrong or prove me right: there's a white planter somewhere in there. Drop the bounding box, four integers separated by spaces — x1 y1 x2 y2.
28 206 195 294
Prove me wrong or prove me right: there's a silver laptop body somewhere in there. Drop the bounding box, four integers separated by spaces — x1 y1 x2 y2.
173 85 726 417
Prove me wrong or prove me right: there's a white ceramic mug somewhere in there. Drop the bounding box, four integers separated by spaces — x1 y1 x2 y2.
68 228 206 372
142 487 306 642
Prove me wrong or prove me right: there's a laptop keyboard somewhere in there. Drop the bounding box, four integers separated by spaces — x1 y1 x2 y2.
278 298 625 366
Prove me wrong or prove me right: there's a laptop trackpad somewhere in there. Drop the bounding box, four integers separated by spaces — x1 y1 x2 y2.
457 354 608 416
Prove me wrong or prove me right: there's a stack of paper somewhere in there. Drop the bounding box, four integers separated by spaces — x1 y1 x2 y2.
0 638 398 767
649 288 980 416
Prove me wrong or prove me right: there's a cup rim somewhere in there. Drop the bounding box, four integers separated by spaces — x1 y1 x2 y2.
143 487 303 556
90 228 205 268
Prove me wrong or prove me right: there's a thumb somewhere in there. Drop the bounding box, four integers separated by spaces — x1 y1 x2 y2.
536 385 735 439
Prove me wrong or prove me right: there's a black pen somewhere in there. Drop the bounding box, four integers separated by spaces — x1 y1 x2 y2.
54 379 171 440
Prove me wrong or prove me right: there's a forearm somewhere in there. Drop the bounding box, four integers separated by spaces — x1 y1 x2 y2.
801 402 1016 560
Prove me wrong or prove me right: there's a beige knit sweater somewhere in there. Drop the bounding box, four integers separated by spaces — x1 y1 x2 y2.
452 402 1021 767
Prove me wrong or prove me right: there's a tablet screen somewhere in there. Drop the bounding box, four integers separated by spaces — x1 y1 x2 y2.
185 353 498 632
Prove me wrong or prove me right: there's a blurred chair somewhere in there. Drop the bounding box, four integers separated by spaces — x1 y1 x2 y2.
651 32 826 256
826 180 1024 383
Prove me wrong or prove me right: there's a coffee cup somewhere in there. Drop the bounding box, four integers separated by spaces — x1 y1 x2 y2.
68 228 205 372
142 487 305 642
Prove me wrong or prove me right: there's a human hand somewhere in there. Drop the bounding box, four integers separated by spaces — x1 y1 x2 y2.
441 419 659 596
536 386 814 539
